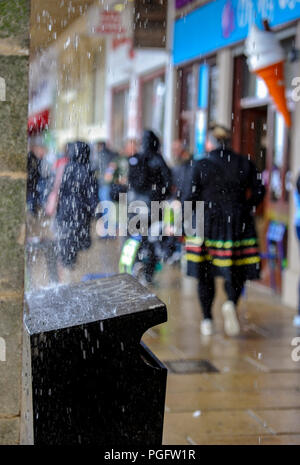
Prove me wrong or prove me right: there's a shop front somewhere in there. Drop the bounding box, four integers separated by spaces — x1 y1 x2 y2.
107 35 168 153
177 58 219 157
172 0 300 294
231 32 297 290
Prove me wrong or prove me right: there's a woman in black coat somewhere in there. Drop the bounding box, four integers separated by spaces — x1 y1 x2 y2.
55 141 99 269
184 125 265 336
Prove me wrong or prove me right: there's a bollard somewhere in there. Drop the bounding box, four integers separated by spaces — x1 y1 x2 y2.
23 274 168 445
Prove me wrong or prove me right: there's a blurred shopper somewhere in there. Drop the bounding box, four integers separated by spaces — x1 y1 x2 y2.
293 174 300 328
184 124 265 337
46 141 98 279
127 130 172 282
27 136 52 214
172 139 193 202
45 147 69 218
91 140 118 202
128 130 172 203
105 138 138 202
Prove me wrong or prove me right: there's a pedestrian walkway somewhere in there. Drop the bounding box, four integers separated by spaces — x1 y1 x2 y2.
143 267 300 445
26 224 300 445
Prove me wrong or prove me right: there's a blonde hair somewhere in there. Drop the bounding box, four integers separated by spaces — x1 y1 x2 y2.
208 123 231 149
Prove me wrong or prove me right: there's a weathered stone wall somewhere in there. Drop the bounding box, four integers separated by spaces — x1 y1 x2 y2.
0 0 29 445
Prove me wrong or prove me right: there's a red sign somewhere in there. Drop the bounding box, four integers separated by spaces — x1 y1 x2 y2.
94 11 125 35
28 109 50 134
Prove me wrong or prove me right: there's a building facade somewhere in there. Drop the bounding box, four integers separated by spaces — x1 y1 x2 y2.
168 0 300 302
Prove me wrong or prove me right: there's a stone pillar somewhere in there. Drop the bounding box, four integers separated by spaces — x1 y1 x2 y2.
217 48 233 129
163 0 176 162
282 20 300 309
0 0 29 445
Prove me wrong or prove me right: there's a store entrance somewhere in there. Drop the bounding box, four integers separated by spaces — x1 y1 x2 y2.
240 106 269 286
240 105 291 292
241 106 267 173
241 106 268 217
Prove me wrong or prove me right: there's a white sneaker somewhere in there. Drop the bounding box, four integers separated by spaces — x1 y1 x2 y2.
222 301 240 336
200 319 214 336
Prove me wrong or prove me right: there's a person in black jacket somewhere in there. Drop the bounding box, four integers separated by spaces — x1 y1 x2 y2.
127 129 172 282
54 141 99 272
128 130 172 203
171 139 193 202
27 137 52 214
184 125 265 337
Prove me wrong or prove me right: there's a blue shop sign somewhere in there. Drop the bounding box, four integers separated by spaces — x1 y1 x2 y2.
173 0 300 65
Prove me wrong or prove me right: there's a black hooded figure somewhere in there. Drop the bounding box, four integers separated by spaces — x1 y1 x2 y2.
127 130 172 282
55 141 99 268
128 129 172 203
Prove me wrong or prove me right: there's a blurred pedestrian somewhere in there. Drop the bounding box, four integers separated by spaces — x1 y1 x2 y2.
293 174 300 328
105 138 138 202
45 146 69 218
172 139 193 202
27 135 52 215
127 130 172 282
128 130 172 203
184 124 265 336
91 140 118 202
46 141 98 279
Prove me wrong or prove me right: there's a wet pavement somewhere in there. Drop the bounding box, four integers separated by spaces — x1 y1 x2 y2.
26 218 300 445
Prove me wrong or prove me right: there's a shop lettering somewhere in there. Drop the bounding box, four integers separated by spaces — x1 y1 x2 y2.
291 337 300 362
237 0 300 29
237 0 274 28
291 77 300 102
279 0 300 9
0 337 6 362
0 76 6 101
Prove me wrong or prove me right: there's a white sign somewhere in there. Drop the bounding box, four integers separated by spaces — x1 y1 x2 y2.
88 7 125 36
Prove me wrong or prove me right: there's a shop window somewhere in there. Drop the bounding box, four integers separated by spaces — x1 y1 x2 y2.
281 36 296 89
270 111 291 203
178 67 196 151
178 60 218 157
112 87 129 152
209 64 219 123
274 113 285 169
141 75 165 138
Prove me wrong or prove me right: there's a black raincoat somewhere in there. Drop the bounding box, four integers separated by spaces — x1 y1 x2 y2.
56 141 98 267
128 130 172 203
184 148 265 282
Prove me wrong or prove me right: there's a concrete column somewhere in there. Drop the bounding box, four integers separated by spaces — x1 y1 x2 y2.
105 37 113 142
163 0 176 162
217 48 234 129
127 72 140 141
282 21 300 309
0 0 29 444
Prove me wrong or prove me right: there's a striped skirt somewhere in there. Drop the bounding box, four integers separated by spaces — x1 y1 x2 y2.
185 204 261 282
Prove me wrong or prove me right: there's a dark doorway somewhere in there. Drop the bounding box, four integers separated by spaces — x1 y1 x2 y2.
241 106 267 173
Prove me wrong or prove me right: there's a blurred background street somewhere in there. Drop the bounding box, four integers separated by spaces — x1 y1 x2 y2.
23 0 300 446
